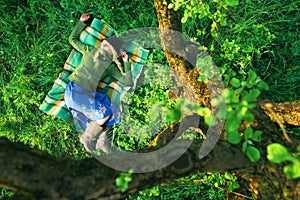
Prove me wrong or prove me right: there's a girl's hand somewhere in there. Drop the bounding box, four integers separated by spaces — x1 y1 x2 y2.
80 13 90 22
120 50 128 62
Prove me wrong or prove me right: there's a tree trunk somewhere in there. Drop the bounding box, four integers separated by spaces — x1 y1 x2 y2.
153 0 210 106
0 131 254 200
1 116 299 200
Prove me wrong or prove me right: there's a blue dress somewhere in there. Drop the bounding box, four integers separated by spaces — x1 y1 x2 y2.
64 81 121 131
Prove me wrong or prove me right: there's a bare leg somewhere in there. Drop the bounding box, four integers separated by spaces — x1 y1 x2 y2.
80 121 102 153
96 115 111 126
96 129 112 154
95 115 113 154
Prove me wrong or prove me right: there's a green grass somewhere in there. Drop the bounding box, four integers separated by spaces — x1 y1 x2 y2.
129 172 246 200
0 0 299 199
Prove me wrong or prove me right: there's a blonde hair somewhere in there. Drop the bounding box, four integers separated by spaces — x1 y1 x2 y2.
95 39 126 76
94 42 126 76
109 44 125 76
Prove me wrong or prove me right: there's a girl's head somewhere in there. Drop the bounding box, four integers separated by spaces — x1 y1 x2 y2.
101 36 123 56
98 36 126 75
100 40 114 55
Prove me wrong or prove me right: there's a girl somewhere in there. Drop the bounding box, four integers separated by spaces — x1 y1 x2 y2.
65 13 132 154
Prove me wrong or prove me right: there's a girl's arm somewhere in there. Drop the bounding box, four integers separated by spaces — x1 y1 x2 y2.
105 61 133 86
68 14 92 54
118 51 133 86
118 62 133 86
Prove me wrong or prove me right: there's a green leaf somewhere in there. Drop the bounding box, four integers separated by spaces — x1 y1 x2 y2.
148 187 160 197
248 103 257 109
297 145 300 152
168 3 174 9
230 78 241 88
246 79 256 88
242 141 248 153
205 68 215 79
252 130 262 142
249 88 261 99
181 15 188 23
224 172 234 180
231 94 240 103
241 81 247 87
116 177 128 192
115 169 133 192
234 87 244 95
198 76 208 83
241 90 252 102
197 107 211 116
257 81 269 90
166 108 182 123
243 112 254 122
226 131 242 144
228 183 240 192
246 146 261 162
244 127 253 139
204 114 216 126
284 161 300 179
225 116 241 133
267 143 292 163
247 69 257 81
223 74 230 81
124 176 132 182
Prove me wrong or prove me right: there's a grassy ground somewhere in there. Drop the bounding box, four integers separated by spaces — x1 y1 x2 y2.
0 0 299 199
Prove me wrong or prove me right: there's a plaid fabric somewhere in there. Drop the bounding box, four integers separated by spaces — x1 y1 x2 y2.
39 18 149 124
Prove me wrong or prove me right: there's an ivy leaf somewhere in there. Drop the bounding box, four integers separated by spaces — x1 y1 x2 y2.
284 161 300 179
252 130 262 142
230 78 241 88
241 90 253 102
204 114 216 126
166 108 182 123
224 172 234 180
228 183 240 192
247 69 257 81
198 76 208 83
249 88 261 99
181 15 188 23
168 3 174 9
246 146 261 162
242 141 248 153
257 80 269 91
243 112 254 122
116 177 128 192
244 127 253 139
267 143 292 163
225 116 241 133
115 170 133 192
234 87 243 95
226 131 242 144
